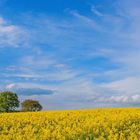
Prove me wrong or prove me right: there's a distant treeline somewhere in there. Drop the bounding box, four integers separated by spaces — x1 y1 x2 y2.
0 91 42 113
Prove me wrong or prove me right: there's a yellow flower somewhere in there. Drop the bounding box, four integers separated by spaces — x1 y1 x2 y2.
0 108 139 140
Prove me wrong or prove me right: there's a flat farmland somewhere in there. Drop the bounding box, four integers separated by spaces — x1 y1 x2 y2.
0 108 140 140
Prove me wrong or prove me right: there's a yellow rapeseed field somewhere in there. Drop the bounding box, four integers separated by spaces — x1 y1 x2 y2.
0 108 140 140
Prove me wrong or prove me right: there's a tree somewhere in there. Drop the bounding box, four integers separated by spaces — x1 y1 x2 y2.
21 99 42 112
0 91 20 112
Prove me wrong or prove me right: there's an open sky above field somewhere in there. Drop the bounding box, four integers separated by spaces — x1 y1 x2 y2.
0 0 140 109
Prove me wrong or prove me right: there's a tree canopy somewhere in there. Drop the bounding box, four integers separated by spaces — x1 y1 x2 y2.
21 99 42 112
0 91 20 112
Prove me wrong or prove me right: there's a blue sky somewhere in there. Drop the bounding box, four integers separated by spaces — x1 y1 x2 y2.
0 0 140 109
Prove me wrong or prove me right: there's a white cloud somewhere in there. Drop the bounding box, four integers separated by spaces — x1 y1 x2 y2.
109 96 129 103
3 54 80 82
0 17 28 48
91 6 104 17
132 95 140 103
101 77 140 94
109 95 140 103
71 10 103 32
6 83 16 89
